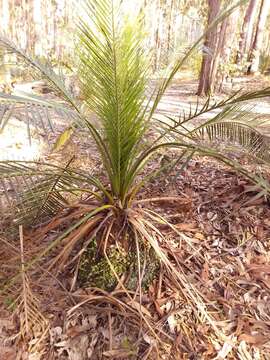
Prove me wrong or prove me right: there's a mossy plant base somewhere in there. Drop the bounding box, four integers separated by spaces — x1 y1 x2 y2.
78 240 159 291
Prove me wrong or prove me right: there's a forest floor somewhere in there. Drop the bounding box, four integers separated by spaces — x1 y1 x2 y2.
1 75 270 359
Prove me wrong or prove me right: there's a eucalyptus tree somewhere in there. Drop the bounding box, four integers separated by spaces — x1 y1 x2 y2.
248 0 270 74
236 0 260 65
197 0 220 95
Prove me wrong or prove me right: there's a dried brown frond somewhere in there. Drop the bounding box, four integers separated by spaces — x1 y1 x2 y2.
15 226 49 358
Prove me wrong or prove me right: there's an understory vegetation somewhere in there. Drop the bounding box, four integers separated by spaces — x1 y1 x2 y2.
0 0 270 358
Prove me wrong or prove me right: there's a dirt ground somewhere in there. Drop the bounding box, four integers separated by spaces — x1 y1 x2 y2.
1 75 270 359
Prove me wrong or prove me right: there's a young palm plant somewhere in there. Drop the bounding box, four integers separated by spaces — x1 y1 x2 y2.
0 0 270 295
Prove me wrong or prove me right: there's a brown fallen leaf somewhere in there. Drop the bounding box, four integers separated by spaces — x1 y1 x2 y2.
153 300 164 317
66 324 93 338
238 333 269 346
103 349 136 358
195 232 205 240
248 264 270 274
128 301 151 317
55 334 89 360
0 317 15 333
174 223 198 232
201 262 209 282
0 346 16 360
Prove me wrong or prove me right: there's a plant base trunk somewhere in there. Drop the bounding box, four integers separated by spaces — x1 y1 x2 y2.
78 240 159 291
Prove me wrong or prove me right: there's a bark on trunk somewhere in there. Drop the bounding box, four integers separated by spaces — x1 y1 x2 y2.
165 0 174 65
33 0 42 56
236 0 259 64
197 0 220 96
2 0 11 85
213 7 240 92
211 17 229 92
2 0 10 32
248 0 270 74
26 0 35 53
153 0 162 71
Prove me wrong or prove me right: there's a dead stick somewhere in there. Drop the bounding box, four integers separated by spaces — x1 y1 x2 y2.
19 225 29 334
134 196 190 204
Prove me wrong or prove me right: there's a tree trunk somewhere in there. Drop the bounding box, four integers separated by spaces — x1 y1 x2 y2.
2 0 11 85
197 0 220 96
248 0 270 74
33 0 42 56
26 0 35 53
165 0 174 65
236 0 259 64
153 0 163 72
213 7 240 92
211 17 229 92
2 0 9 32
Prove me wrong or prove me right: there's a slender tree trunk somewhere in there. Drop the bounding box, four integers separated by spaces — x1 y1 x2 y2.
248 0 270 74
33 0 42 56
18 0 27 50
153 0 162 71
1 0 11 85
26 0 35 53
197 0 220 96
53 1 57 55
215 8 239 92
211 17 229 92
2 0 9 32
263 31 270 72
236 0 259 64
165 0 174 65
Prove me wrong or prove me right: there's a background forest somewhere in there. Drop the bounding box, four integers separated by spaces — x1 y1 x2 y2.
0 1 270 359
1 0 270 88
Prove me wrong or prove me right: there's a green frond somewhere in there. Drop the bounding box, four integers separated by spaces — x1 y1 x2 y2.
77 0 148 198
0 161 107 229
0 36 108 153
0 161 67 227
153 87 270 146
131 141 270 195
197 121 270 160
154 101 270 162
1 0 268 213
0 35 77 108
0 93 79 142
188 103 270 161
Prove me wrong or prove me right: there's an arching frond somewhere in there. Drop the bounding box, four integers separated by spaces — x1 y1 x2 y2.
153 88 270 146
0 93 79 142
0 35 77 107
130 141 270 195
0 0 269 215
153 97 270 162
195 121 270 161
0 161 106 229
